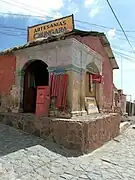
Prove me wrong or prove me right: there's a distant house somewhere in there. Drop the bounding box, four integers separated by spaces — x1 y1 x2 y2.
113 84 127 114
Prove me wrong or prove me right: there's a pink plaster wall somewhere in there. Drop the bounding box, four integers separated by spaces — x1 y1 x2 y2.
0 55 16 94
73 35 113 110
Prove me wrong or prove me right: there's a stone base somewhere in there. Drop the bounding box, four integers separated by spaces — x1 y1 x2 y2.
0 112 121 154
120 121 131 134
71 110 87 117
49 110 72 118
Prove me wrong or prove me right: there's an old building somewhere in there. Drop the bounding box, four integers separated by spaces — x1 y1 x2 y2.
0 30 119 116
113 85 127 115
0 15 121 153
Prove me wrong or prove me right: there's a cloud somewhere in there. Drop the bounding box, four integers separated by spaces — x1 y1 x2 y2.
85 0 96 7
107 28 116 40
113 51 135 99
0 0 63 19
52 12 63 19
67 2 79 15
89 7 99 18
84 0 101 18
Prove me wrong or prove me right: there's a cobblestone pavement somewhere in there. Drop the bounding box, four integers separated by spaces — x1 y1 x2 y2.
0 123 135 180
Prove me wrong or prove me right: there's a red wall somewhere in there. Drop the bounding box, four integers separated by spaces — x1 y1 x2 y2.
73 35 113 110
0 56 16 94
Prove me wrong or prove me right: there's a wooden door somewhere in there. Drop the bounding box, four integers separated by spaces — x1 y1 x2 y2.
36 86 50 117
23 71 36 113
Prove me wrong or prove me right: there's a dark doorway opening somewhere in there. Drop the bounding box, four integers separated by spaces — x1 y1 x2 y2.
23 60 49 113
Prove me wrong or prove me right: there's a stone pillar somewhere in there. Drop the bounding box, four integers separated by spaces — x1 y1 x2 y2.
15 70 25 112
66 68 87 117
48 66 75 117
66 70 81 115
80 70 87 115
96 82 103 113
65 70 73 112
48 66 87 117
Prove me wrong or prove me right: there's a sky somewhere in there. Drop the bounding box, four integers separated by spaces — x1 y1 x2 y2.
0 0 135 100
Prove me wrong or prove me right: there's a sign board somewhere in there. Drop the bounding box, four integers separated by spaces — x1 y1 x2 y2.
92 74 102 83
27 14 74 42
85 97 99 114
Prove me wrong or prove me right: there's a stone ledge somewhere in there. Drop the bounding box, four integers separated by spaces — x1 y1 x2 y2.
0 112 121 154
120 122 131 134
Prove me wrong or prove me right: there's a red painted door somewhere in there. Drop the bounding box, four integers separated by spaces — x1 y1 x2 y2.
36 86 50 117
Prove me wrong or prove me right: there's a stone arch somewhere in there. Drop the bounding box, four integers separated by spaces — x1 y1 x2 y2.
86 61 100 74
21 59 48 73
85 59 102 112
19 59 49 113
85 54 102 75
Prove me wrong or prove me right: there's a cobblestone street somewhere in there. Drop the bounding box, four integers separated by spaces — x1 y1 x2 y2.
0 123 135 180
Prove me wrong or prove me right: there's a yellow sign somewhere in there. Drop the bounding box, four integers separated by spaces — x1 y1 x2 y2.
27 15 74 42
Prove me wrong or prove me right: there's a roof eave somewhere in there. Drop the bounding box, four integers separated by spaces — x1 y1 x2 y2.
109 57 119 69
99 35 119 69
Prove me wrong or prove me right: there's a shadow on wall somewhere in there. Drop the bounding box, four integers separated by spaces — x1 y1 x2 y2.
126 101 135 116
0 123 81 158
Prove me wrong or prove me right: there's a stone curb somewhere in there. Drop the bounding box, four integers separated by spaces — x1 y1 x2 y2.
120 121 131 134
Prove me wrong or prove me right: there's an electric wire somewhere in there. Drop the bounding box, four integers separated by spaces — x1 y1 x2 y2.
1 0 135 63
105 0 135 54
0 30 26 39
0 0 52 18
75 20 135 33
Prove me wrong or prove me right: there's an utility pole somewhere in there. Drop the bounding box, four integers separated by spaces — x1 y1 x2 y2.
127 94 132 102
127 94 132 116
130 95 132 102
121 56 123 89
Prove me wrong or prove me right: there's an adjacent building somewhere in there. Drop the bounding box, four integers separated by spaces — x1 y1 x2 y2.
113 84 127 115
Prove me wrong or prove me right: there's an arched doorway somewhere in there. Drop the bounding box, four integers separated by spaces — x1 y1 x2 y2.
85 62 100 98
22 60 49 113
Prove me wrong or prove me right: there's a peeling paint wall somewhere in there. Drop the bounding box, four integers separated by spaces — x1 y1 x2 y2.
0 38 102 116
14 39 74 113
0 55 16 112
72 35 113 111
14 38 102 115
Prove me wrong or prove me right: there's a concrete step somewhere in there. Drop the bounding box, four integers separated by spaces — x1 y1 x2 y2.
120 121 131 134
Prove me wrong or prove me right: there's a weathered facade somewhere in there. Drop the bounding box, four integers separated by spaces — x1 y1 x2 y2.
0 30 121 153
113 85 127 115
0 56 16 112
71 33 118 112
0 31 119 116
0 37 103 116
